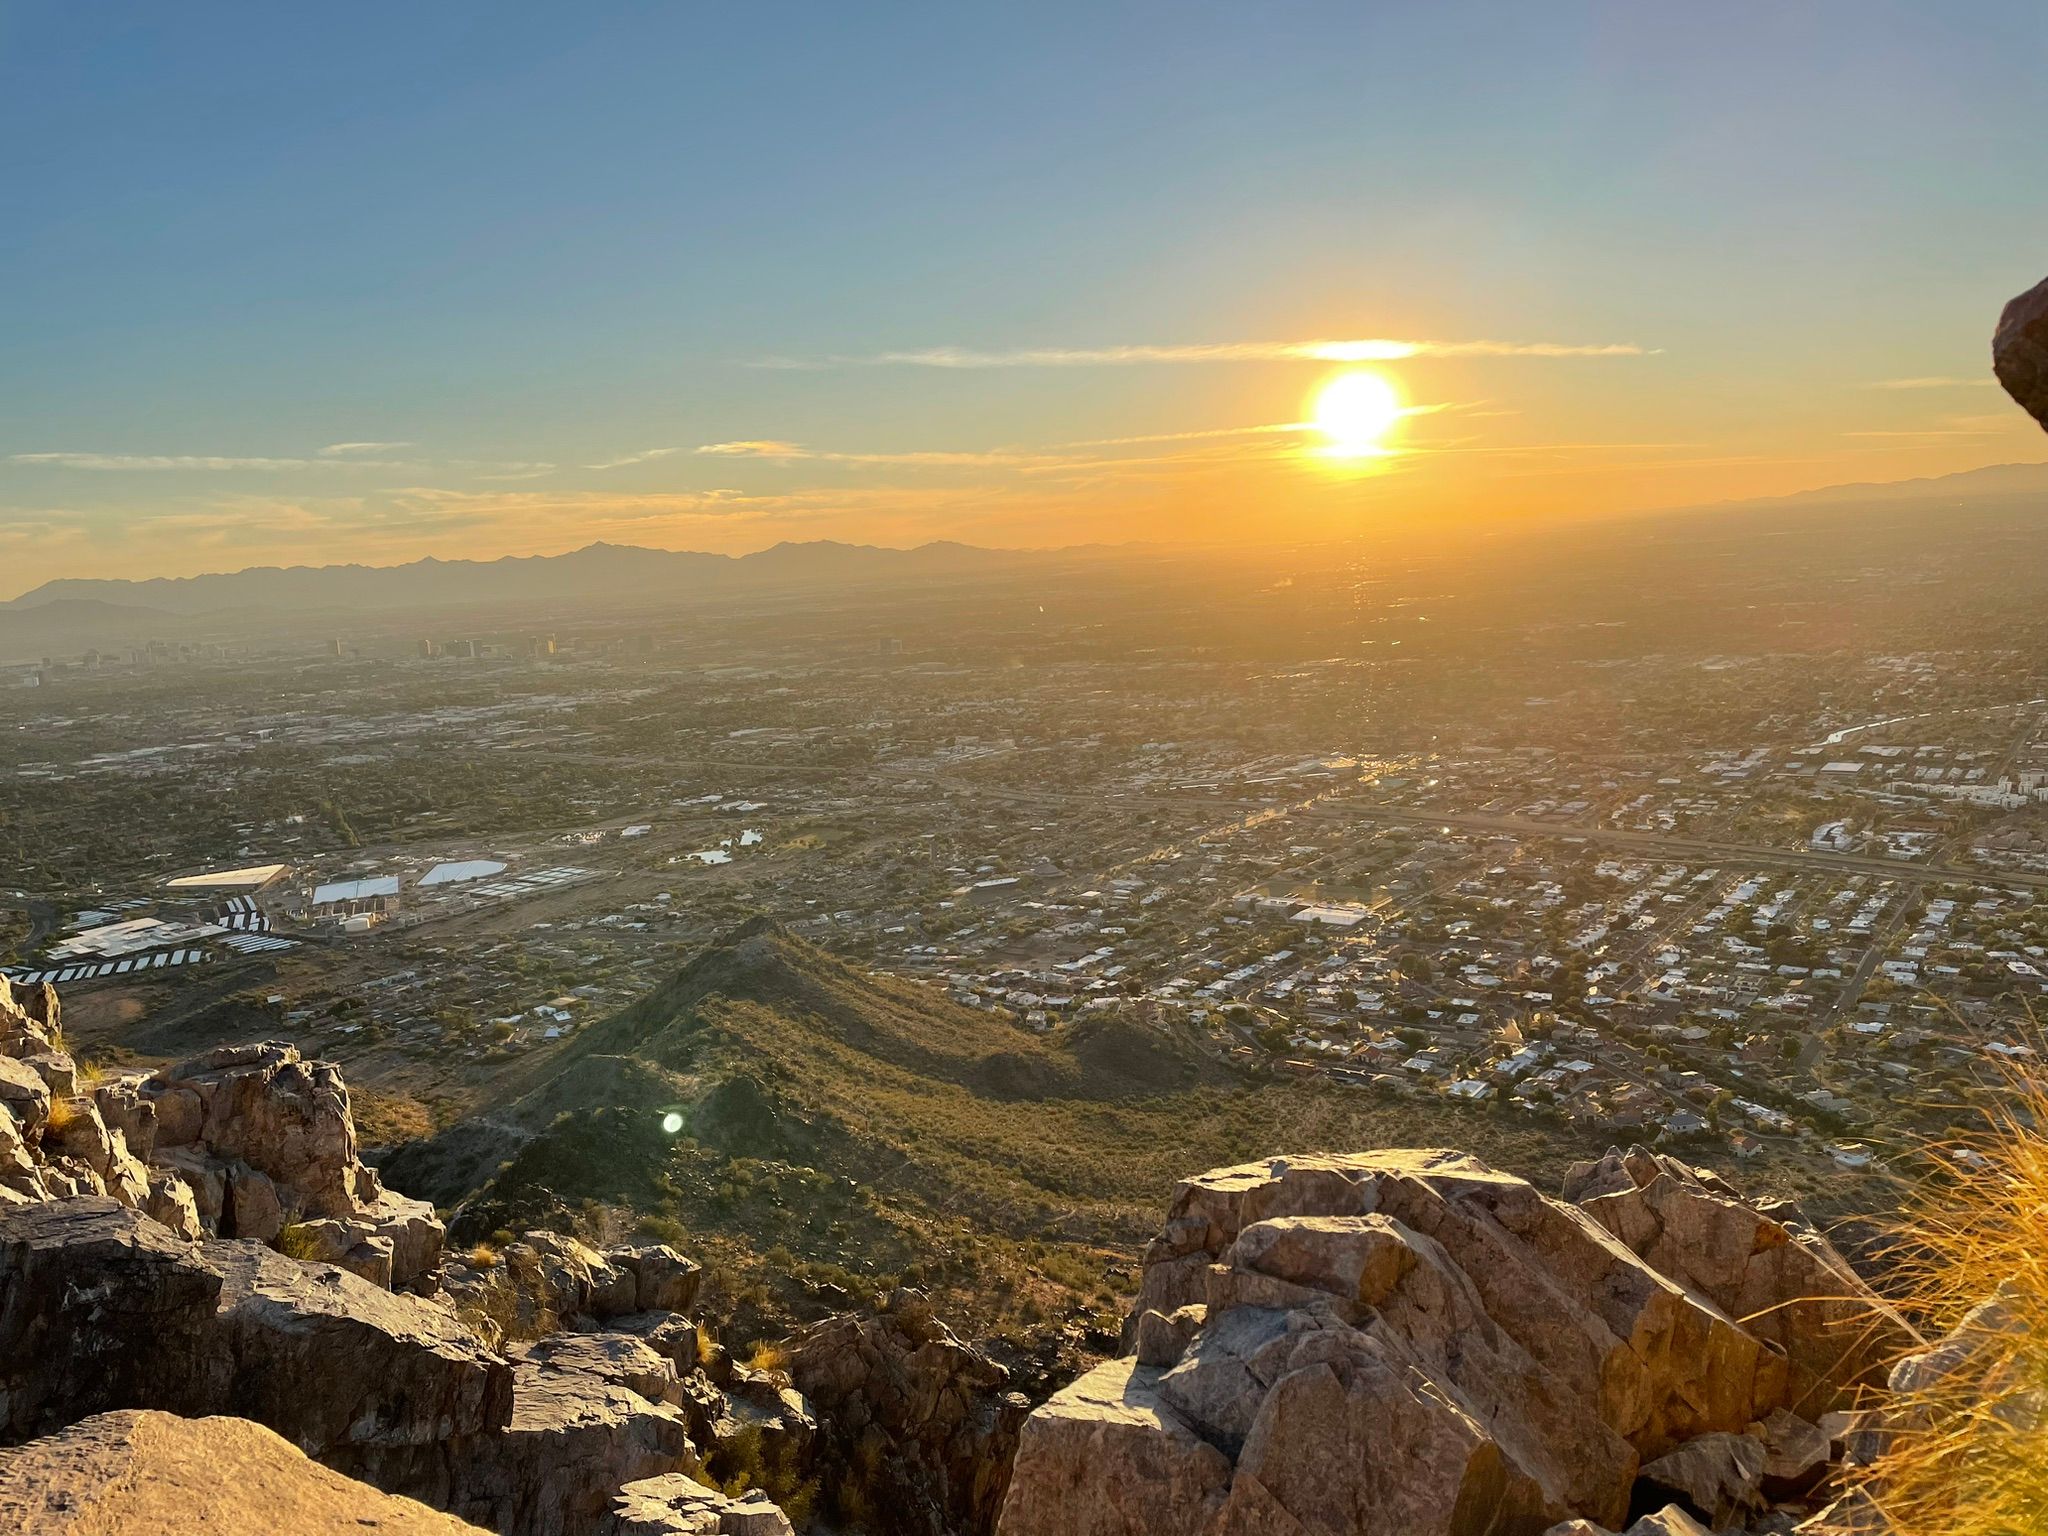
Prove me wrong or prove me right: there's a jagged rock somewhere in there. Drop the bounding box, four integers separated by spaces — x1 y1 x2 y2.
1566 1146 1914 1415
0 1409 489 1534
89 1077 156 1162
1753 1407 1830 1498
609 1243 703 1315
997 1359 1232 1536
0 1056 52 1137
25 1053 75 1097
1996 274 2048 430
789 1288 1021 1536
514 1331 683 1407
610 1310 702 1372
0 976 59 1045
1635 1432 1767 1526
501 1230 634 1329
155 1144 227 1229
369 1190 447 1289
226 1162 286 1242
445 1345 693 1536
205 1238 513 1461
162 1043 371 1219
149 1083 204 1148
1003 1150 1814 1536
1544 1509 1715 1536
142 1169 203 1240
0 1198 225 1440
611 1473 796 1535
1133 1304 1206 1369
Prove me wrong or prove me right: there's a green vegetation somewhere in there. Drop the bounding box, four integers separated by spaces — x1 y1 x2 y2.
414 923 1604 1372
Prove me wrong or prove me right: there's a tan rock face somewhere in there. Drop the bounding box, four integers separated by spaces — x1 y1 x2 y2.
1565 1147 1914 1415
0 1409 488 1535
1001 1148 1881 1536
612 1472 797 1535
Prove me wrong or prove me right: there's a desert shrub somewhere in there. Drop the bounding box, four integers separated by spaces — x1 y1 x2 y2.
1851 1059 2048 1532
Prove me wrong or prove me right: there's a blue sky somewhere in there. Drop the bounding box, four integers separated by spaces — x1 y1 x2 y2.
3 3 2045 591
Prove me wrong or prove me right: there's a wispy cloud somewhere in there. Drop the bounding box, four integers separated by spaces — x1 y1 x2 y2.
695 440 807 458
1865 376 1997 391
319 440 413 455
695 439 1048 468
761 337 1656 369
585 447 683 470
8 452 361 472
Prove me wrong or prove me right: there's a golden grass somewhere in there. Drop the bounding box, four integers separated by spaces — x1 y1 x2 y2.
42 1095 83 1136
741 1339 789 1377
1849 1055 2048 1533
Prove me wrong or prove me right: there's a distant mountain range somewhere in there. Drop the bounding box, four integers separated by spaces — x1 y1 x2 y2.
8 460 2047 630
1701 458 2048 511
2 538 1089 617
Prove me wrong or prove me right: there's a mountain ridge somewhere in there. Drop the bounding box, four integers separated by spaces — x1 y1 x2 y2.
3 538 1129 614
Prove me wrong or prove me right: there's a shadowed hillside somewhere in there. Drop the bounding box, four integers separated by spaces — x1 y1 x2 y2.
382 922 1607 1376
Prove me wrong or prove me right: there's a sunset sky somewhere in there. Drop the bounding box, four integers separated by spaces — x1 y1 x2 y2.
4 3 2046 594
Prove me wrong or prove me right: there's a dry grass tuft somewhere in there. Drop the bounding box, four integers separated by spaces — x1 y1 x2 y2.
741 1339 790 1378
1850 1053 2048 1533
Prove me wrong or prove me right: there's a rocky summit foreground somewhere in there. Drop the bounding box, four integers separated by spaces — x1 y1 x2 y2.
997 1148 1914 1536
0 966 1988 1534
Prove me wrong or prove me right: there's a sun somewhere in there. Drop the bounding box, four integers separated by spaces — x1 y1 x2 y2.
1309 369 1403 457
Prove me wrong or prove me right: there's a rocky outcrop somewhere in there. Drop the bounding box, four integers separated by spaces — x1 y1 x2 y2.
0 1409 489 1534
207 1239 513 1465
439 1340 695 1536
440 1234 701 1349
1563 1146 1914 1416
999 1149 1901 1536
0 1199 225 1439
1996 274 2048 430
611 1473 796 1535
789 1289 1028 1536
0 978 444 1291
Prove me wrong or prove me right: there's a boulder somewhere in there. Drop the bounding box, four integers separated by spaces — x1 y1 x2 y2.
204 1239 513 1461
788 1289 1022 1536
226 1163 286 1243
142 1170 203 1241
0 1198 225 1440
1133 1304 1206 1369
167 1043 368 1218
609 1243 703 1316
1566 1146 1915 1414
0 1056 51 1137
1002 1150 1809 1536
444 1345 693 1536
24 1053 75 1098
1752 1407 1831 1499
612 1473 796 1535
147 1084 204 1149
1633 1432 1766 1527
0 1408 487 1534
513 1331 683 1407
501 1230 631 1329
609 1311 702 1372
1996 274 2048 430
